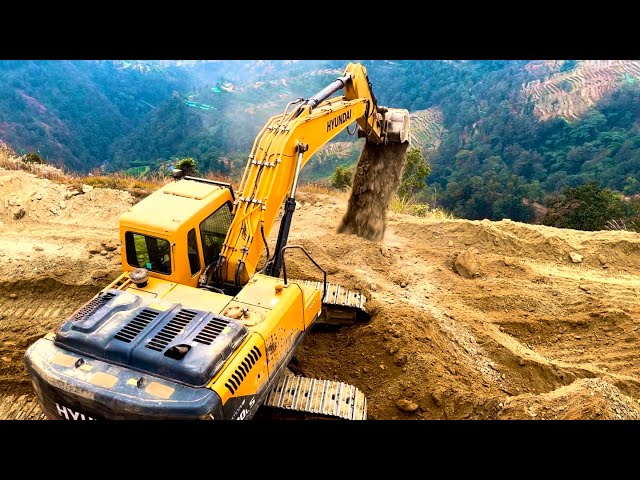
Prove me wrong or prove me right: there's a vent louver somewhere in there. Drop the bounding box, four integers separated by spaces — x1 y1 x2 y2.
193 317 231 345
225 346 262 394
71 292 116 322
114 309 159 343
146 309 198 352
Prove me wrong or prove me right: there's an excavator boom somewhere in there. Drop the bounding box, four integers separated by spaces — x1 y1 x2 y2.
209 63 409 290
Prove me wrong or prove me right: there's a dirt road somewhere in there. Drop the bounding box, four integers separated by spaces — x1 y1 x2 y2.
2 167 640 420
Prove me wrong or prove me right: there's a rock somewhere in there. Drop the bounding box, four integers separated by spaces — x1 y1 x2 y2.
50 208 59 215
503 257 516 266
400 281 408 288
33 192 43 200
59 200 66 209
431 392 443 407
396 399 419 413
598 254 608 265
447 240 454 247
8 197 21 206
518 358 526 366
82 184 93 193
455 248 480 279
33 246 44 252
91 270 109 279
102 240 118 252
99 250 108 256
394 354 408 367
87 243 102 254
314 202 323 207
569 252 583 263
8 293 18 299
12 208 26 220
388 345 399 355
369 283 378 292
579 285 590 293
64 190 80 199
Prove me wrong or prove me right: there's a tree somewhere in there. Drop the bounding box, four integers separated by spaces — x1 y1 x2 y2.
331 165 352 190
398 147 431 199
543 181 626 231
175 157 197 176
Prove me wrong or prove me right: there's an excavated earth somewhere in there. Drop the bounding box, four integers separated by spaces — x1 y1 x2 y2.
2 167 640 420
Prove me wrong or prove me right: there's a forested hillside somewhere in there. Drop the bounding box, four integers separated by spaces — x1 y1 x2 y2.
0 60 191 171
2 59 640 222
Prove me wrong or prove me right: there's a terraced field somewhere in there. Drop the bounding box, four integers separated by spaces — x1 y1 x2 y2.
523 60 640 121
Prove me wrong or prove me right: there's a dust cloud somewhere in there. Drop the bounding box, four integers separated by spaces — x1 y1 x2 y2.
337 140 408 241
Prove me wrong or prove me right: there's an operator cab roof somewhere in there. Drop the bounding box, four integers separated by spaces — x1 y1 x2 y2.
119 178 232 235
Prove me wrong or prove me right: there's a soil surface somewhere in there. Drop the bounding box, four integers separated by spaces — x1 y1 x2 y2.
2 167 640 420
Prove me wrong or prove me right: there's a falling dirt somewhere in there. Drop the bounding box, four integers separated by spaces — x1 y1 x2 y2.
337 140 408 241
2 166 640 420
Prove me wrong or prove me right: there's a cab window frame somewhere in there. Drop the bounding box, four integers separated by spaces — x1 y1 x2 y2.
124 231 173 276
199 201 233 268
187 228 202 277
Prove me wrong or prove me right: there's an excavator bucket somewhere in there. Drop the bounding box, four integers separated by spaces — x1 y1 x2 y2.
383 108 410 144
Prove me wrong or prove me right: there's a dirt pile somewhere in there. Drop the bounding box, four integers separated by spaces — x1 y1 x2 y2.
338 140 408 241
2 168 640 420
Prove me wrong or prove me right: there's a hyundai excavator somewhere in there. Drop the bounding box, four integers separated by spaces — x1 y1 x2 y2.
24 63 409 420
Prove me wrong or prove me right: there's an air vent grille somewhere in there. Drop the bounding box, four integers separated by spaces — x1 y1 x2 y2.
114 309 159 343
71 292 116 322
193 317 230 345
225 346 262 394
146 309 198 352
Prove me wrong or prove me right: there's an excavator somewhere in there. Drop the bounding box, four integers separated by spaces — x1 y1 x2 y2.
24 63 409 420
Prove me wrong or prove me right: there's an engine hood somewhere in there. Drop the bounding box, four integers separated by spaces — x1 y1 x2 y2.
54 289 248 387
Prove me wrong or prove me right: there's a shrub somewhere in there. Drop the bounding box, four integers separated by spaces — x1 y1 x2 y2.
331 165 353 190
398 147 431 199
175 157 198 176
23 152 46 164
543 181 626 231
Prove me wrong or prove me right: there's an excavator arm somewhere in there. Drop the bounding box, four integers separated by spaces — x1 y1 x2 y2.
205 63 409 289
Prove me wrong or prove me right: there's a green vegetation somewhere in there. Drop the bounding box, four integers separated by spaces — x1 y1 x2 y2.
330 165 353 190
22 152 45 164
543 182 639 231
398 147 431 199
175 157 198 176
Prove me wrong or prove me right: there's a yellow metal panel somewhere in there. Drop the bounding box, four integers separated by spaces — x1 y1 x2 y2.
90 372 118 389
125 276 176 300
209 333 268 405
160 284 232 313
161 181 221 200
145 382 175 399
51 353 76 368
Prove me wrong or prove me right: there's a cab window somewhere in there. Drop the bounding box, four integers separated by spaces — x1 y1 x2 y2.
125 232 172 275
187 228 201 276
199 202 233 266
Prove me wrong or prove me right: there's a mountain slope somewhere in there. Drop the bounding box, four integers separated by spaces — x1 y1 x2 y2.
0 61 190 171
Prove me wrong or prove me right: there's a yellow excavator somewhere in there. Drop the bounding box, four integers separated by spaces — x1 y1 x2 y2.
24 63 409 420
